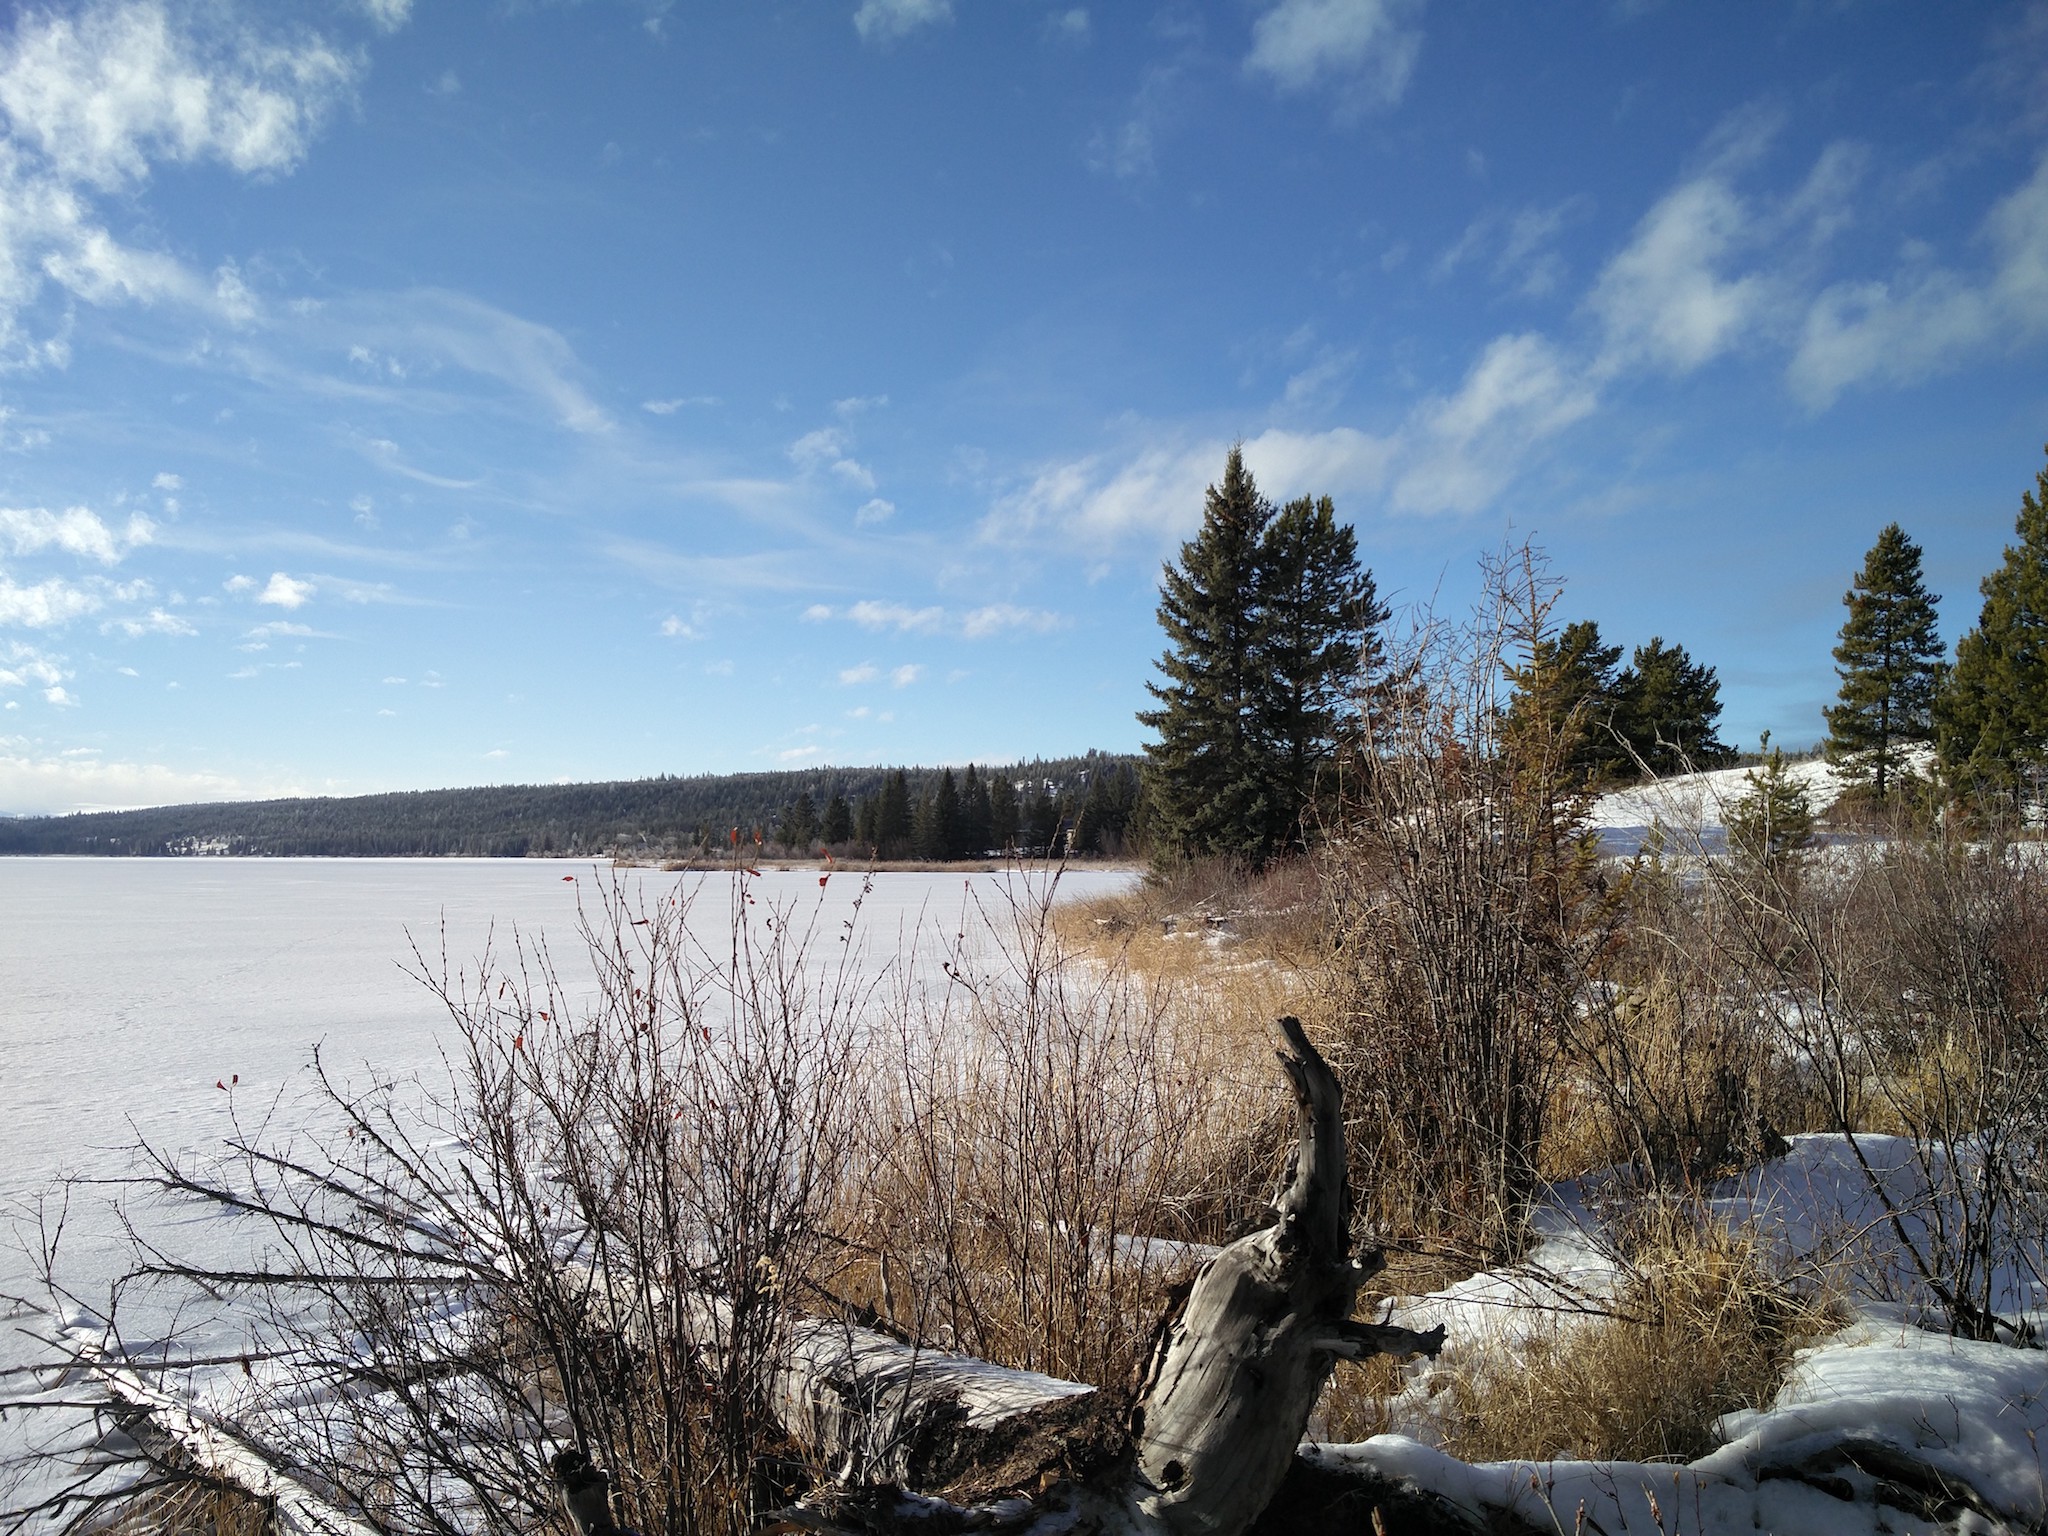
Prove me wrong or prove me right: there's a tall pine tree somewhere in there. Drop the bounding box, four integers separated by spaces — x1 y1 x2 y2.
1939 447 2048 805
1824 523 1942 799
1139 448 1273 859
876 769 912 858
987 773 1019 851
1254 494 1385 851
1140 451 1380 863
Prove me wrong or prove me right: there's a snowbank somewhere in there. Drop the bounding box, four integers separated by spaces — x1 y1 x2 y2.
1317 1321 2048 1535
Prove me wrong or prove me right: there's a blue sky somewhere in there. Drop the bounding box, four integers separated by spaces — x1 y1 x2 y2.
1 0 2046 814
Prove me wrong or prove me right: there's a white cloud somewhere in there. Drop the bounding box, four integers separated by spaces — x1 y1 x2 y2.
1393 332 1597 514
42 683 76 706
0 572 101 627
960 603 1066 639
788 425 877 489
256 571 314 609
0 1 355 363
104 606 194 637
1281 347 1357 408
890 663 924 688
847 599 945 633
0 747 291 815
1589 175 1766 376
1088 66 1177 181
0 0 353 192
801 604 834 623
1245 0 1422 107
349 493 377 528
853 0 951 42
838 663 879 685
0 639 65 689
1047 8 1090 42
1789 153 2048 407
223 573 255 593
704 658 734 676
358 0 412 34
659 614 698 638
855 497 896 527
0 504 151 563
987 425 1393 545
642 395 719 414
151 471 180 491
346 290 614 435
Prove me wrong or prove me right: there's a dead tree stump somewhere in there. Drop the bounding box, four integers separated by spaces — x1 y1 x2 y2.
1122 1016 1444 1536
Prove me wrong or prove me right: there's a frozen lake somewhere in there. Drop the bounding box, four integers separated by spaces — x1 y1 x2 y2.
0 856 1135 1502
0 857 1135 1199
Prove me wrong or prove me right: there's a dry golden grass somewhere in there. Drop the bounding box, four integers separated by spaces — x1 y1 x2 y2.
1423 1219 1839 1465
81 1480 274 1536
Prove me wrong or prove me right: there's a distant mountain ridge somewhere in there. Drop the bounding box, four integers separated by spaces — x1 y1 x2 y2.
0 753 1140 858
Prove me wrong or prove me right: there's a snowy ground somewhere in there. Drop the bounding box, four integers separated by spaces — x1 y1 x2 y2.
1340 1135 2048 1535
1588 756 1851 856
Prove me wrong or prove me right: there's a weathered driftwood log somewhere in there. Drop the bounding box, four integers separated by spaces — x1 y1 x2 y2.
1123 1015 1444 1536
770 1315 1115 1498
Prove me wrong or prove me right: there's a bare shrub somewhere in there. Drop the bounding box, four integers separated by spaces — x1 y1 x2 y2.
1547 844 1800 1191
848 873 1262 1389
29 872 874 1536
1708 820 2048 1338
1318 551 1614 1261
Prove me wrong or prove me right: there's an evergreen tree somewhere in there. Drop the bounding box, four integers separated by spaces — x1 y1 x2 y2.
1504 619 1627 787
1139 450 1384 863
914 769 961 859
1938 449 2048 806
1254 494 1385 851
1613 637 1734 776
1024 784 1059 853
779 791 818 850
1139 448 1275 860
1824 524 1943 799
877 770 912 858
1076 763 1142 855
854 794 880 851
960 764 993 855
821 791 853 846
988 774 1019 851
1728 734 1815 877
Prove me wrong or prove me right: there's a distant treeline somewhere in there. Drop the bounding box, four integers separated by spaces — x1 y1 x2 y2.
0 753 1145 860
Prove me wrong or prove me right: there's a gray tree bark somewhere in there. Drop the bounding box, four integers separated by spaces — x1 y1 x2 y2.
1122 1015 1444 1536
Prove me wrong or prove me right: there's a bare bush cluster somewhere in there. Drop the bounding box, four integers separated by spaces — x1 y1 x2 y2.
1316 554 1615 1263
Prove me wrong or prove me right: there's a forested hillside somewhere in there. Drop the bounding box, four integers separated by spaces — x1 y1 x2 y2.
0 753 1140 859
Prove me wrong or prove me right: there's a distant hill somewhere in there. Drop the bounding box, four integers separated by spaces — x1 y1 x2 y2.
0 753 1141 858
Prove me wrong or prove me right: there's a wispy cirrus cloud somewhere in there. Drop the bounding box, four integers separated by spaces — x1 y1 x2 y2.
805 599 1068 638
